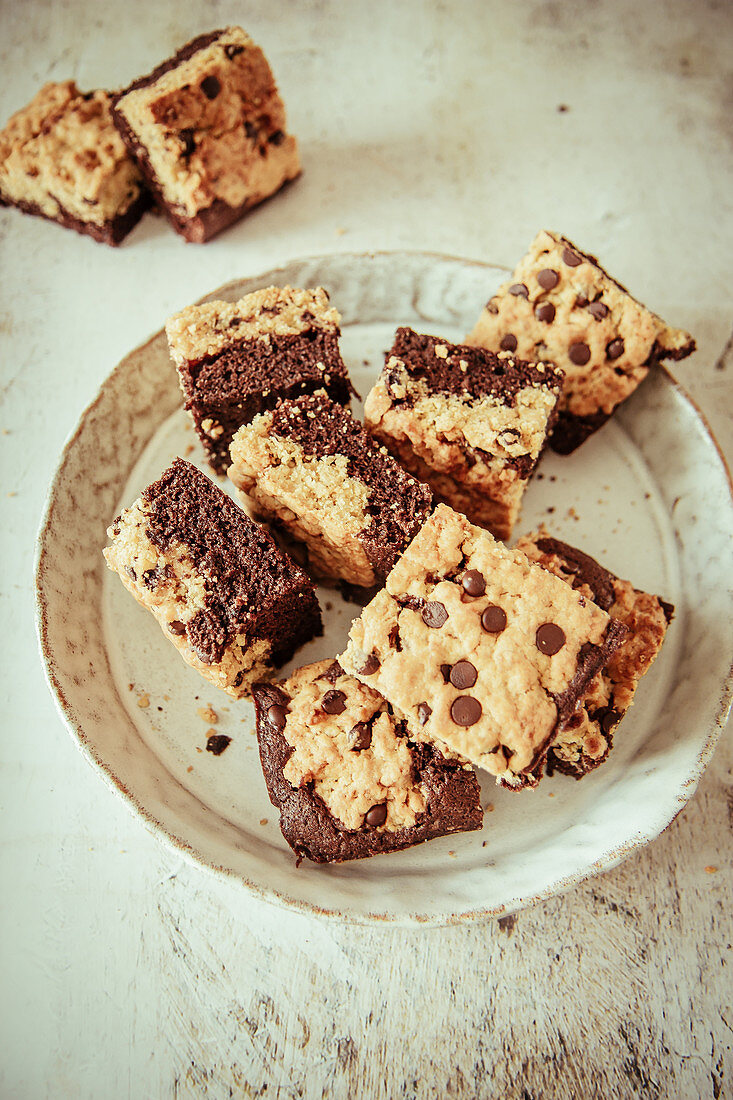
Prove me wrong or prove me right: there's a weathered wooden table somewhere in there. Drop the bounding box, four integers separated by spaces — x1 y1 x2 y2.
1 2 731 1096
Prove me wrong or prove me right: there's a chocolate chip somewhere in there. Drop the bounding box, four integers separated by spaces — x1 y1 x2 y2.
535 302 556 323
417 702 432 725
179 127 196 157
607 338 625 360
462 569 486 597
350 722 372 751
364 803 387 827
537 269 559 290
575 293 589 308
562 248 582 267
388 623 402 651
595 706 621 734
422 601 448 628
486 299 499 314
359 653 380 675
481 605 507 633
450 696 482 726
206 734 231 755
268 129 285 145
588 301 609 320
321 689 346 715
267 703 288 730
450 660 478 689
244 121 258 141
142 568 159 589
500 334 518 352
200 75 221 99
228 316 242 327
536 622 566 655
440 663 453 684
224 43 245 59
168 620 186 636
569 342 591 365
509 283 529 298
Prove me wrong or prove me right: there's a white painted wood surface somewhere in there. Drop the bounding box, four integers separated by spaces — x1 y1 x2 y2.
1 1 731 1096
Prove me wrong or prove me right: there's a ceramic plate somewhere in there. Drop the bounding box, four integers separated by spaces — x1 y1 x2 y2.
35 251 733 925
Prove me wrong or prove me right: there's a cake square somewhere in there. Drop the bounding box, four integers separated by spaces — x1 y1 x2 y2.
466 230 695 453
0 81 150 245
166 285 354 474
340 505 627 785
253 659 483 863
103 458 321 698
515 529 673 780
364 328 563 541
111 26 300 242
228 389 434 588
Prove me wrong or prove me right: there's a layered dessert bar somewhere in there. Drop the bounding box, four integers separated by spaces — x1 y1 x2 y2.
103 458 321 698
166 285 354 473
0 81 149 245
253 659 483 863
341 505 627 787
466 230 695 453
229 390 434 587
364 328 563 541
111 27 300 242
515 529 673 780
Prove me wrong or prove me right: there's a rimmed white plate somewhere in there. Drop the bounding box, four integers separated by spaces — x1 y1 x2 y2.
35 251 733 925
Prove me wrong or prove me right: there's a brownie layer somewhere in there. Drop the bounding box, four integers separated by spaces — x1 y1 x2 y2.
388 327 558 404
267 391 434 580
182 331 352 472
253 668 483 864
139 458 321 666
0 186 150 245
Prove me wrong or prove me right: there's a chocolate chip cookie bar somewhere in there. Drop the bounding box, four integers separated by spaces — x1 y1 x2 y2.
166 286 354 474
466 230 695 453
253 659 483 863
0 81 150 245
103 458 321 698
228 390 434 587
111 27 300 242
341 505 627 785
364 328 563 540
515 529 673 780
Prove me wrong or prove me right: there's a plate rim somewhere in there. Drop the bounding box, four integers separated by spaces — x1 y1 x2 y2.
34 249 733 927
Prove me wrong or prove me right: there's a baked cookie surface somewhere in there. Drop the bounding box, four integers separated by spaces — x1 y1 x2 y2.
466 230 695 452
0 81 149 244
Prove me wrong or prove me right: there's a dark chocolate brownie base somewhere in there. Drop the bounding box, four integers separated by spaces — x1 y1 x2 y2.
253 682 483 864
0 186 151 246
389 327 559 409
267 391 434 580
182 331 354 473
138 458 321 667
